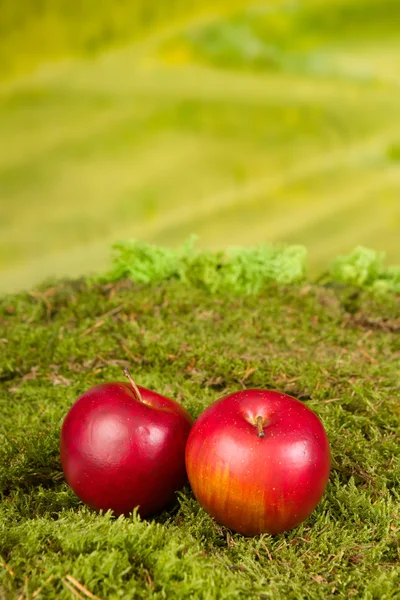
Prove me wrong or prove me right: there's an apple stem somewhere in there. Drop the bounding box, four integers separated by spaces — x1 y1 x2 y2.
123 368 143 403
256 416 265 438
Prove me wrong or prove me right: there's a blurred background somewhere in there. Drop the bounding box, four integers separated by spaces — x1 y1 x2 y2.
0 0 399 292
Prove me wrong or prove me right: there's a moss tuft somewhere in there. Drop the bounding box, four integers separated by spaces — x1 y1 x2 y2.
328 246 400 293
106 238 308 294
106 240 400 296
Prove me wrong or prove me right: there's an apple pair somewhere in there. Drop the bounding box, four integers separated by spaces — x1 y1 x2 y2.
61 372 330 536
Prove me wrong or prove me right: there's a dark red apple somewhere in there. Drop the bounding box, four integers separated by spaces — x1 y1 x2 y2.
186 389 330 536
60 371 193 516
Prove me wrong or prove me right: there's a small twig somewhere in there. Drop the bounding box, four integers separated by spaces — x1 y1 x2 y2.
265 545 273 561
359 348 378 365
226 531 232 548
242 367 256 382
143 569 154 591
62 579 85 600
65 575 102 600
97 304 125 320
32 575 54 598
321 397 341 403
80 320 105 337
80 305 125 337
274 540 286 552
318 524 330 535
0 562 15 576
96 356 130 368
118 340 140 363
259 540 273 561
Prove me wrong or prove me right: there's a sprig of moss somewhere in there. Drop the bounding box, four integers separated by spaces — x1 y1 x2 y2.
107 238 307 293
328 246 400 293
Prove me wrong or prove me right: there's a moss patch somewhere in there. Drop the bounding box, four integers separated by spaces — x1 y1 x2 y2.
108 240 400 294
1 271 399 598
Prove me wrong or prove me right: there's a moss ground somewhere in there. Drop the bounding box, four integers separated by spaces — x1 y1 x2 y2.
0 256 399 598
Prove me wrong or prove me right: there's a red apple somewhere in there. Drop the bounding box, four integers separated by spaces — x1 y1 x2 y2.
186 389 330 536
60 371 193 516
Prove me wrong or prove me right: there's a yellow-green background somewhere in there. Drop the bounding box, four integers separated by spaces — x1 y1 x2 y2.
1 0 399 292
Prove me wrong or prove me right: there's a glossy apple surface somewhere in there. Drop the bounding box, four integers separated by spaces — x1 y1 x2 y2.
60 380 193 516
186 389 330 536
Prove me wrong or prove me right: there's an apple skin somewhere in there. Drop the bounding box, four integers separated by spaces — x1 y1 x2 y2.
60 382 193 517
186 389 330 536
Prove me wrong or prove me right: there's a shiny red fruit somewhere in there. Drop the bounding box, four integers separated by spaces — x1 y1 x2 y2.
186 389 330 536
60 378 193 516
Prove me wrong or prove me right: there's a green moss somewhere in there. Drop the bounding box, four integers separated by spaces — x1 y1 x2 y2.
108 239 400 295
1 260 399 598
106 238 308 294
326 246 400 293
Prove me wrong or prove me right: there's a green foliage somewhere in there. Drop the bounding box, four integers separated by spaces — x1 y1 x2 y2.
108 240 400 295
329 246 400 293
1 269 399 598
107 239 307 294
